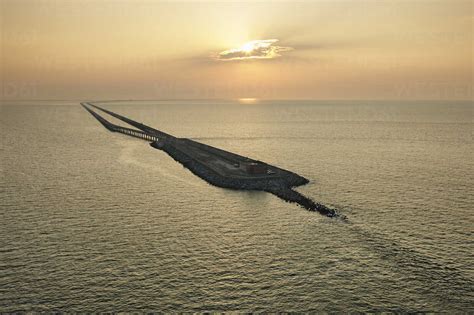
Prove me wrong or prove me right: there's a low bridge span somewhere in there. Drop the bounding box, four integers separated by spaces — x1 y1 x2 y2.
87 103 174 140
81 103 159 142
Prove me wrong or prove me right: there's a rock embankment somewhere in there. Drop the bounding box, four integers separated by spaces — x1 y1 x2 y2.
266 187 338 217
151 140 299 190
151 140 342 218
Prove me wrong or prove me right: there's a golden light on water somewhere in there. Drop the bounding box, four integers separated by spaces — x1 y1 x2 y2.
238 98 259 104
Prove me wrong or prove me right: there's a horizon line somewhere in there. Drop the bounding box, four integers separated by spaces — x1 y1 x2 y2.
1 98 473 103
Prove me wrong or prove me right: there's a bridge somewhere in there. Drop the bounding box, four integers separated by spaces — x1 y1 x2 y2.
81 103 160 142
86 103 174 140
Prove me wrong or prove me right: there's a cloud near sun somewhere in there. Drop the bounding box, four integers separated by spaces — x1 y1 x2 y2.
216 39 293 61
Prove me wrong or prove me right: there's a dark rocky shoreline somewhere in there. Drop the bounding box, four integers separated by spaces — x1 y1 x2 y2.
151 140 341 218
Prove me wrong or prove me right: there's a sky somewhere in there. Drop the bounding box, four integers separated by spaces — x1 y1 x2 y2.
1 0 472 100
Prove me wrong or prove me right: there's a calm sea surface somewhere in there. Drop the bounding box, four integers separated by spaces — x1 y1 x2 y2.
1 100 472 312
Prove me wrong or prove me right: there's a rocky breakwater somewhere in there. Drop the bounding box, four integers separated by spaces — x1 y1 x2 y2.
150 139 343 219
266 186 340 218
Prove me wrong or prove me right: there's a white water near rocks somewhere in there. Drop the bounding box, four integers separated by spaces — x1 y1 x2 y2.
1 100 472 312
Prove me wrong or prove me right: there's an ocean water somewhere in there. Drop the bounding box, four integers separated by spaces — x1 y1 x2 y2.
0 100 472 312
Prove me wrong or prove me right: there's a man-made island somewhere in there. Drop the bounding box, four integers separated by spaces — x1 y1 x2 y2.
82 102 341 218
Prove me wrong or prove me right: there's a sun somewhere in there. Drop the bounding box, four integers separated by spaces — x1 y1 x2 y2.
240 41 255 53
217 39 292 61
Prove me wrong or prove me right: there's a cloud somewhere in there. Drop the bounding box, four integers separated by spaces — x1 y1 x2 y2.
216 39 293 61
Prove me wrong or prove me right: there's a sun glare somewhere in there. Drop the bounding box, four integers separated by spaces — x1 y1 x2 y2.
217 39 292 61
241 42 256 53
238 98 258 104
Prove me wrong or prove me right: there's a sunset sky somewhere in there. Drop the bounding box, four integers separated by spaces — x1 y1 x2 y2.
1 0 472 100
